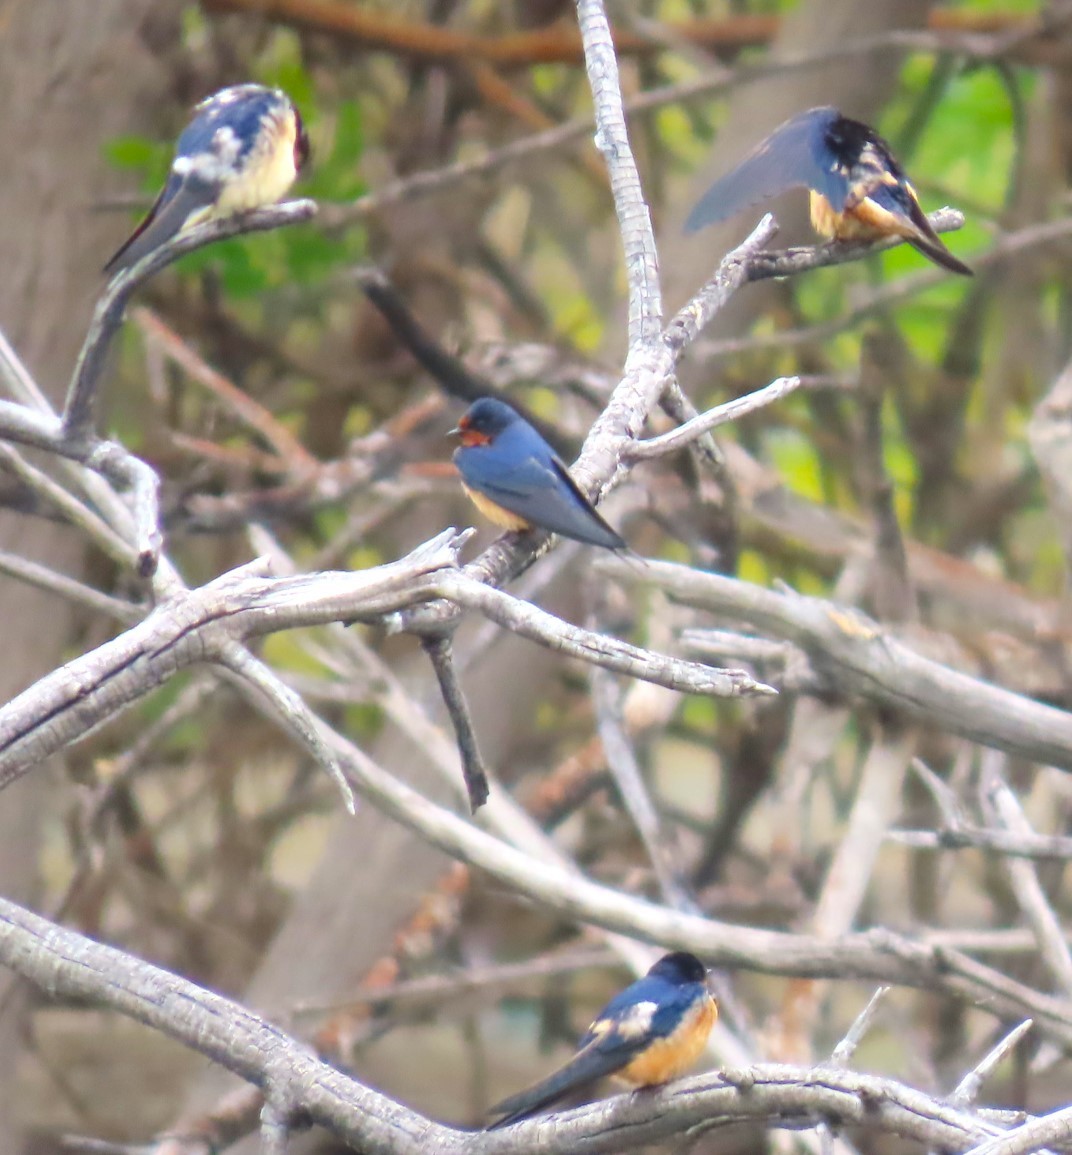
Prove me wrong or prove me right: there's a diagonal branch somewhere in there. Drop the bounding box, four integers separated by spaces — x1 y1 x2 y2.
422 636 491 812
627 558 1072 771
63 200 316 441
0 532 465 790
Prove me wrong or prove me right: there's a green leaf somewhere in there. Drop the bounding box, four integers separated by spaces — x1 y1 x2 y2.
105 134 163 170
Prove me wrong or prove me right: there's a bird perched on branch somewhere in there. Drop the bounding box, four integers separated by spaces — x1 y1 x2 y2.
104 83 310 274
487 951 715 1129
685 105 972 276
450 397 627 551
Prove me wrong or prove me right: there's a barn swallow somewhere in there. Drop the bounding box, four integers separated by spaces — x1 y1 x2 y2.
487 951 715 1129
685 106 972 276
104 83 310 274
450 397 627 550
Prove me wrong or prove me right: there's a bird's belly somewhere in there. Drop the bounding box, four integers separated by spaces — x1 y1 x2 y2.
809 191 842 239
811 191 912 243
615 996 717 1088
462 484 532 532
216 124 298 213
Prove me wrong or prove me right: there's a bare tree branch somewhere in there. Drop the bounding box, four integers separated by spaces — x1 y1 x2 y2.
979 755 1072 997
632 559 1072 771
0 893 1025 1155
575 0 661 345
63 201 316 440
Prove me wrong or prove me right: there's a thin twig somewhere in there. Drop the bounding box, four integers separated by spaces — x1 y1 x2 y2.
132 308 318 471
741 208 967 284
590 664 696 911
979 753 1072 997
215 641 356 815
0 548 140 623
422 635 491 811
0 441 138 568
416 570 776 699
626 375 847 460
888 826 1072 861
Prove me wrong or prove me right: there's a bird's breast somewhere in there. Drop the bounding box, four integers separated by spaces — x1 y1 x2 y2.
215 113 300 213
808 191 842 239
614 995 717 1088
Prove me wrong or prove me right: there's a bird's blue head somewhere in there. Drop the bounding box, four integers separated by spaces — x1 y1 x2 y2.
452 398 523 447
648 952 707 985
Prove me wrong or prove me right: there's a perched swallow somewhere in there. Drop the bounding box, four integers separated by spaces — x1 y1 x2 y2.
104 83 310 274
451 397 627 550
488 951 715 1129
685 106 971 276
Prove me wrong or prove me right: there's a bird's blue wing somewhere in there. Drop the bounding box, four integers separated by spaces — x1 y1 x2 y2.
590 973 698 1039
103 171 219 274
459 441 625 550
685 106 848 232
177 86 277 168
487 1025 646 1128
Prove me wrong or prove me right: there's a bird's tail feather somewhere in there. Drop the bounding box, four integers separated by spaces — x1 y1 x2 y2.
485 1046 621 1129
908 233 973 276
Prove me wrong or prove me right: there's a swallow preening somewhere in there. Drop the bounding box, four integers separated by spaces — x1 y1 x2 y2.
451 398 627 551
104 83 310 275
487 951 715 1129
685 105 971 276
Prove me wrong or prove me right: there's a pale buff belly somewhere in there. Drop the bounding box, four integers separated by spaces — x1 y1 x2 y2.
462 483 532 532
216 118 299 213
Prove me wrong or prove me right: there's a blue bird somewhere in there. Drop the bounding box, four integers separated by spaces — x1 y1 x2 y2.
685 106 971 276
487 951 716 1129
451 398 627 550
104 83 310 274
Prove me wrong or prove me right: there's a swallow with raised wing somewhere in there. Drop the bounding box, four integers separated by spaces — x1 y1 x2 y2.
685 105 971 275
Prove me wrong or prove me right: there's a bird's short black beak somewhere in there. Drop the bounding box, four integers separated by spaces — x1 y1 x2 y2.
447 426 461 438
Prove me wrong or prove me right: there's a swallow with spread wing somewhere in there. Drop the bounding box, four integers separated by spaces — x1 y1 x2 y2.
685 105 971 275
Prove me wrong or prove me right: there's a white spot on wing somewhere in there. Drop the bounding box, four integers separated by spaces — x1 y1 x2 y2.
615 1000 658 1040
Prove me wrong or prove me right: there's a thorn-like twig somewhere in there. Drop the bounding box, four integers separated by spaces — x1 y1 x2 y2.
830 987 891 1067
628 375 849 460
949 1019 1033 1107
